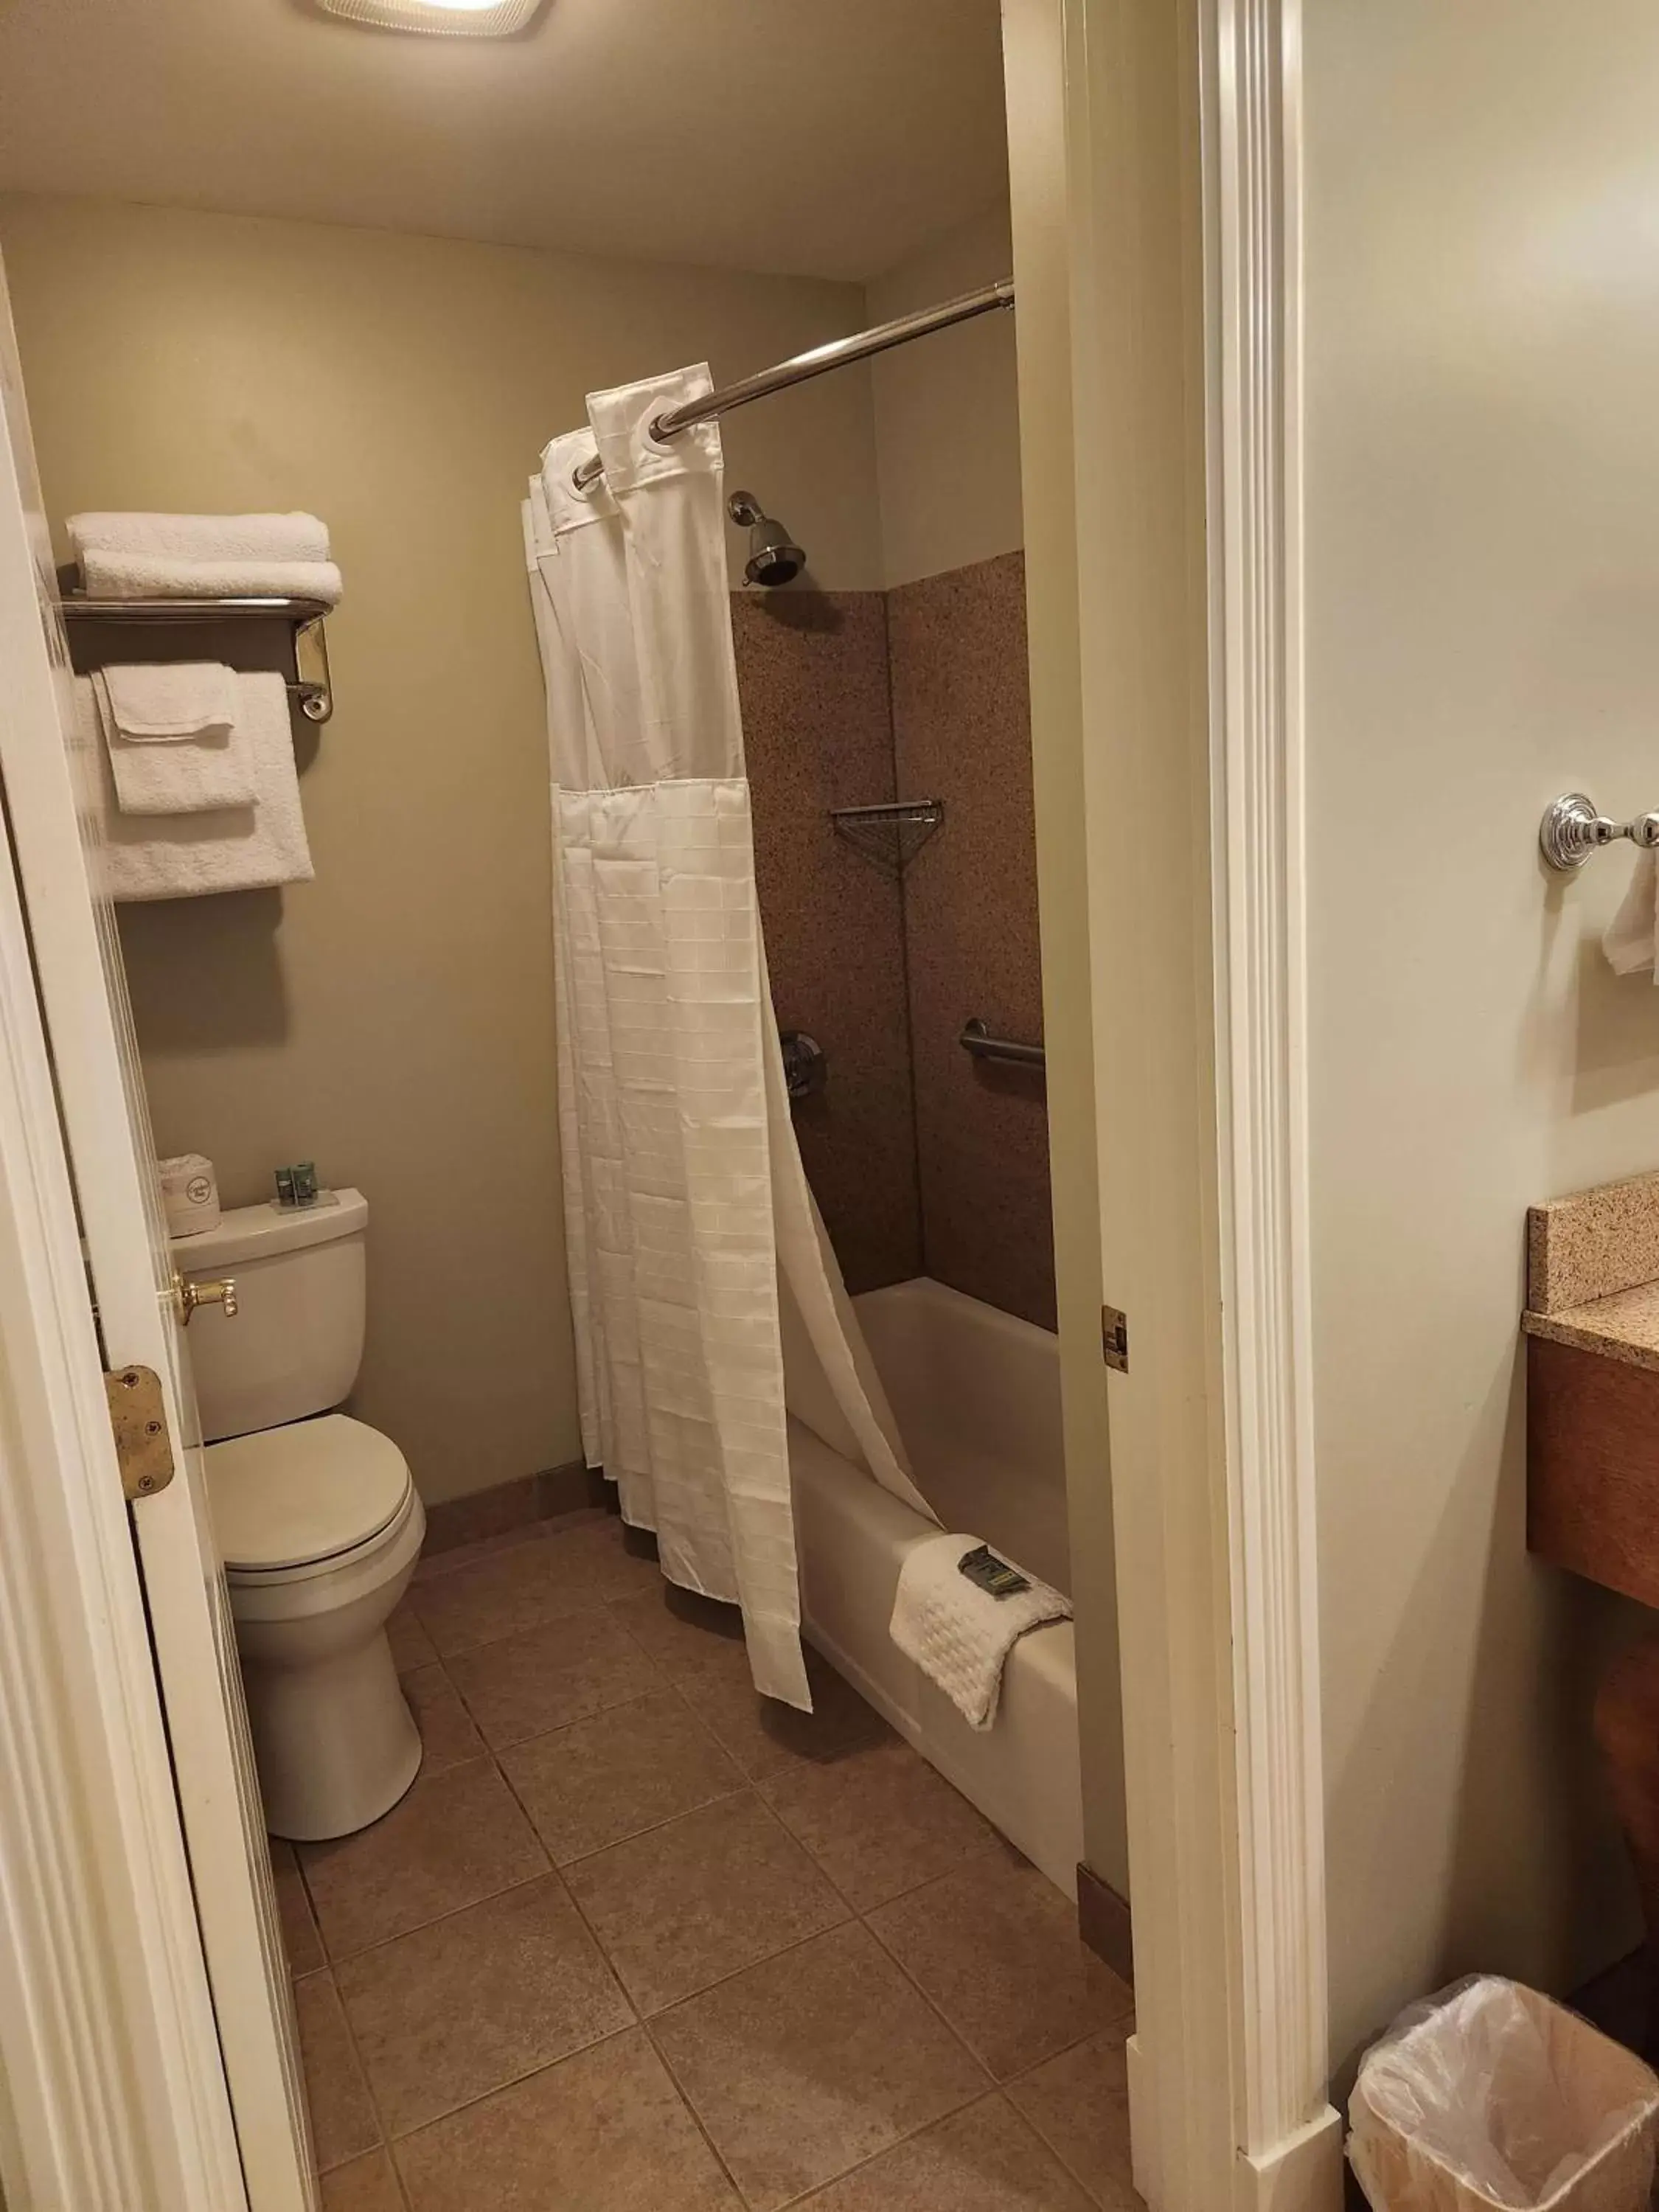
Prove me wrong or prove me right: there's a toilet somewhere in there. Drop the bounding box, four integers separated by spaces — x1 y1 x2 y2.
172 1187 426 1842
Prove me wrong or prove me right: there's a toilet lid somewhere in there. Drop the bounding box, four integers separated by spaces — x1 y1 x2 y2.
206 1414 412 1573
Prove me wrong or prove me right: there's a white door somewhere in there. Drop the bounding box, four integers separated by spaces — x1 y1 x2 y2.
0 260 316 2211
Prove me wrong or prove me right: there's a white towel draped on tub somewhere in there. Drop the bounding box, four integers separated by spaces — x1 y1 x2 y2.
890 1532 1073 1731
80 669 313 901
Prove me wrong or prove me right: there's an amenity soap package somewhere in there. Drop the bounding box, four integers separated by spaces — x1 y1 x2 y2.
1349 1977 1659 2211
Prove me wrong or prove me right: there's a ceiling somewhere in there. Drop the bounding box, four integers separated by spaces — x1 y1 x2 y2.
0 0 1009 283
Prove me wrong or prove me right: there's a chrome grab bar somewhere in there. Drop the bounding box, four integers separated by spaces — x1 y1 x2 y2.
959 1018 1044 1069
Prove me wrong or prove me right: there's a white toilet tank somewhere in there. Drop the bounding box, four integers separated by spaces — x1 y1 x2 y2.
171 1188 369 1443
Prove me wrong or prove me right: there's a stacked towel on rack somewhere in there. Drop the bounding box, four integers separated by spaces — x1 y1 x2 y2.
69 511 342 608
91 663 255 815
78 670 313 902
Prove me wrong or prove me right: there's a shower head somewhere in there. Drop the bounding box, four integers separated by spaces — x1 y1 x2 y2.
727 490 805 588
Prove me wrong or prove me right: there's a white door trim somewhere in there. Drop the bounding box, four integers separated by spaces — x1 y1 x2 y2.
1203 0 1338 2197
0 276 251 2211
0 790 246 2211
1037 0 1339 2203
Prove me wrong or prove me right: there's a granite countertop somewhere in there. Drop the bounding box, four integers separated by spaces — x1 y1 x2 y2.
1522 1166 1659 1373
1523 1281 1659 1376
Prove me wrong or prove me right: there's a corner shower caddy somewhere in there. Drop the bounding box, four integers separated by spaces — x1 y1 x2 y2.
59 594 335 724
828 796 943 876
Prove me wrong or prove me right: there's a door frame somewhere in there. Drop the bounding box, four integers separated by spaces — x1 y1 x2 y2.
1008 0 1338 2204
0 273 277 2211
0 0 1327 2202
0 581 246 2211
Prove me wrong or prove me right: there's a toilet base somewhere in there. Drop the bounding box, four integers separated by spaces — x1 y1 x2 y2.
246 1624 422 1842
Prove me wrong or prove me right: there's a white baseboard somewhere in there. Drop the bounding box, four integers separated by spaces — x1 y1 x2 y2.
1239 2105 1346 2212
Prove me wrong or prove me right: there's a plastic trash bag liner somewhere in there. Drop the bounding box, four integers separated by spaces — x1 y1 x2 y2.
1349 1978 1659 2211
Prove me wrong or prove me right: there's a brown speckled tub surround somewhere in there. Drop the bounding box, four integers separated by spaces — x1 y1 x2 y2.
1523 1169 1659 1374
731 552 1054 1329
887 552 1056 1332
732 591 922 1295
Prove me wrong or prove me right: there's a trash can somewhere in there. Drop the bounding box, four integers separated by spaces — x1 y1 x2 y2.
1349 1978 1659 2211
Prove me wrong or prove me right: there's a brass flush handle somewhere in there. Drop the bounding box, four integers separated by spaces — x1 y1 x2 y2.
173 1270 238 1326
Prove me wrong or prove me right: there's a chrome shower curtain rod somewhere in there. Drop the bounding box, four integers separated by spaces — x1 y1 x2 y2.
569 276 1015 493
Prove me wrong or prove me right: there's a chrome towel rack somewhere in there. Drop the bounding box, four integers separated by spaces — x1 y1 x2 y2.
960 1018 1045 1070
1540 792 1659 872
59 594 335 724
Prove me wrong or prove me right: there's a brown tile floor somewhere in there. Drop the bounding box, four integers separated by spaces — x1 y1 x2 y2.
279 1510 1138 2210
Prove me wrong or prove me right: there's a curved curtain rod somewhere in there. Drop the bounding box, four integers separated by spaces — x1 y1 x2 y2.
568 276 1015 494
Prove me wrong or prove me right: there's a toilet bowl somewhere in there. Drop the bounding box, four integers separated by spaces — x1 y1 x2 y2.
172 1188 428 1840
209 1412 426 1840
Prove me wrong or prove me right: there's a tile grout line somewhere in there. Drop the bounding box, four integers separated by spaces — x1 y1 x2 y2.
996 2020 1136 2211
319 1959 414 2210
637 2013 754 2208
306 1535 1121 2205
487 1736 752 2207
772 2087 1032 2212
355 1686 645 2191
383 2023 645 2202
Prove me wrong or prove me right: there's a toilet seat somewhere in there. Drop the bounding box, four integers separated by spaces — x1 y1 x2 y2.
206 1413 414 1582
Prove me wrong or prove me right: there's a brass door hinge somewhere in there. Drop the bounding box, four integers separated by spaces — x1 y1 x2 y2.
104 1364 175 1502
1102 1304 1130 1374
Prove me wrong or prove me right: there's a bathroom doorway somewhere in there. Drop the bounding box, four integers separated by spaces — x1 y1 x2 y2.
0 3 1333 2208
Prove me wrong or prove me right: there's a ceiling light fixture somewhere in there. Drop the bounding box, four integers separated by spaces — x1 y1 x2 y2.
313 0 548 37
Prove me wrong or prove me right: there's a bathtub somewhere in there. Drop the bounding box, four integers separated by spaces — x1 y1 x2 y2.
790 1276 1083 1900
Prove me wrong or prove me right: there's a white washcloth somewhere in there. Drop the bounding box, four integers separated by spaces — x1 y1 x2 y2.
1604 849 1659 979
889 1532 1073 1731
91 669 255 815
98 661 237 740
80 550 343 608
79 671 314 901
69 511 330 565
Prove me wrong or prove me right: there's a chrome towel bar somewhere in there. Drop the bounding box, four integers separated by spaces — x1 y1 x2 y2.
59 594 335 723
959 1018 1044 1069
1540 792 1659 872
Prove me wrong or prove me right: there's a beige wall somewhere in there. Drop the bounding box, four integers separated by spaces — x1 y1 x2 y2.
0 193 881 1503
869 203 1023 588
1003 0 1127 1897
1304 0 1659 2068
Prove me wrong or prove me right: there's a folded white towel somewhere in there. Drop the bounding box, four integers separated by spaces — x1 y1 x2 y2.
91 669 256 816
1604 850 1659 980
889 1532 1072 1731
80 550 343 607
98 661 237 740
79 671 314 901
69 511 330 565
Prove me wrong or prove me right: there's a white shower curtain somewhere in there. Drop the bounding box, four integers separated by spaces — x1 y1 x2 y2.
523 366 931 1711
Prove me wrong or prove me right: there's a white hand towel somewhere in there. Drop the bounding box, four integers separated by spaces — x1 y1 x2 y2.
1604 849 1659 978
91 670 257 816
80 551 343 608
69 511 330 564
889 1531 1072 1731
98 661 237 740
80 671 314 902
